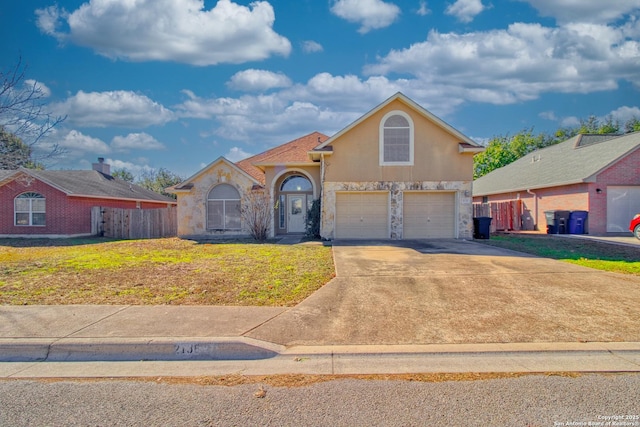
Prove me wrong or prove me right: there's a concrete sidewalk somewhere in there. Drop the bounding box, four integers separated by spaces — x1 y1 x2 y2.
2 305 640 378
2 238 640 378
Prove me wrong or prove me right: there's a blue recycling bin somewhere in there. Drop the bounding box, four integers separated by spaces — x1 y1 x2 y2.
568 211 588 234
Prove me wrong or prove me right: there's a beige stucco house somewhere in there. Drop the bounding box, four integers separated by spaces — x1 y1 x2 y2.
168 93 483 240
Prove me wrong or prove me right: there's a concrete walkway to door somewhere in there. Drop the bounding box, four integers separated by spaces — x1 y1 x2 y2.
247 239 640 346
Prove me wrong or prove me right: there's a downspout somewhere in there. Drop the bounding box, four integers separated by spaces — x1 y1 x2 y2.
527 189 538 231
319 153 326 238
319 153 325 200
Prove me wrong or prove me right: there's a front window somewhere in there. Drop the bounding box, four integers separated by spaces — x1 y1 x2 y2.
380 111 414 165
15 192 46 226
207 184 241 230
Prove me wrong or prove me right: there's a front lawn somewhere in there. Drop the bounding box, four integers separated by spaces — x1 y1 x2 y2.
0 238 335 306
479 234 640 275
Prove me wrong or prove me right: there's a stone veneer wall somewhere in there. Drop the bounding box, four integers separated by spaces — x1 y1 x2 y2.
321 181 474 240
177 164 255 238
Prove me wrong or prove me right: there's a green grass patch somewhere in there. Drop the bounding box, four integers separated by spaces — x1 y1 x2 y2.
479 234 640 275
0 237 335 306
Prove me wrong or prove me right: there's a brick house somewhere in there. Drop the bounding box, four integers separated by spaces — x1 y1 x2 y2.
0 159 176 237
472 132 640 234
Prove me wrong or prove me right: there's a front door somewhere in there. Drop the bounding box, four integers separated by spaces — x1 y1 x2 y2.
287 194 306 233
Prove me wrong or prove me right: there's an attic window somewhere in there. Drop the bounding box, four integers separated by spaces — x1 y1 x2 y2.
380 111 414 165
15 192 46 226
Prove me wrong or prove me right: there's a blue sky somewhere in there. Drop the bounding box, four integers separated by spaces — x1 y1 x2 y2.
1 0 639 178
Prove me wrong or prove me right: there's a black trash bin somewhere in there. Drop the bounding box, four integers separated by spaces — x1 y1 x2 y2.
569 211 588 234
556 210 570 234
545 210 571 234
473 217 492 239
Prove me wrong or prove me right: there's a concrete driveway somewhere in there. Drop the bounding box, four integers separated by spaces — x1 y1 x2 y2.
247 239 640 346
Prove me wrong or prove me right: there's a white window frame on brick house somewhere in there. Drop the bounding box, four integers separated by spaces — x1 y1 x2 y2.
14 192 46 226
206 184 241 230
379 110 414 166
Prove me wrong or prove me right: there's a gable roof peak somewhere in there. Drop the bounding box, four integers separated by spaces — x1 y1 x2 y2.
316 92 478 149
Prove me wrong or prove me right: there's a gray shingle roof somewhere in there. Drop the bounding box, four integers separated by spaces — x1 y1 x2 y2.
473 132 640 196
0 169 176 204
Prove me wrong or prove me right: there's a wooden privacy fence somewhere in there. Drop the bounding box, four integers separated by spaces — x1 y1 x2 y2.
91 206 177 239
473 200 523 232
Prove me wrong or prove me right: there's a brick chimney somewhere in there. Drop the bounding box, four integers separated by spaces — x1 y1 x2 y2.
92 157 111 175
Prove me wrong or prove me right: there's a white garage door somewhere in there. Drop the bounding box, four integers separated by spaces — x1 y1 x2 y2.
403 192 456 238
607 186 640 232
335 192 389 239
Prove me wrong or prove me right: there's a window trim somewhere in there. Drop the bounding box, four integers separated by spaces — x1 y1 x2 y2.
14 192 46 227
379 110 414 166
206 184 241 230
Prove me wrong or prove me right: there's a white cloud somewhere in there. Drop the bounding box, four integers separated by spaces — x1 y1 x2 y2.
106 158 154 177
35 0 291 66
58 129 110 154
53 90 174 128
225 147 254 162
607 106 640 124
539 111 557 121
364 21 640 105
416 1 431 16
302 40 324 53
111 133 165 152
518 0 640 24
24 80 52 97
445 0 486 23
227 69 292 92
330 0 401 34
561 116 580 128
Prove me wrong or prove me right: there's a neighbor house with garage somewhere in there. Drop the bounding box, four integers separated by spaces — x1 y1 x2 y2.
472 132 640 234
0 159 176 237
168 92 484 240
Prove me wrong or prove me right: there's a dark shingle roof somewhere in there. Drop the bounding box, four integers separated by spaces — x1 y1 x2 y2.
473 132 640 196
0 169 176 204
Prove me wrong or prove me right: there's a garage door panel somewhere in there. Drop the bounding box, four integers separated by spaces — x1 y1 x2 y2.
403 192 456 239
336 192 389 239
607 186 640 232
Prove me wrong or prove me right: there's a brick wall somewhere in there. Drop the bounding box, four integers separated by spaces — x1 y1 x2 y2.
0 177 171 236
472 148 640 234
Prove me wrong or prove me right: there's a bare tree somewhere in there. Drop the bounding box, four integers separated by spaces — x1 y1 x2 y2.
241 188 272 241
0 57 66 168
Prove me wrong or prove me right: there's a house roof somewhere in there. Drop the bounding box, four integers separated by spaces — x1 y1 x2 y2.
473 132 640 196
315 92 480 150
236 131 329 185
0 169 176 204
167 156 261 192
167 131 330 191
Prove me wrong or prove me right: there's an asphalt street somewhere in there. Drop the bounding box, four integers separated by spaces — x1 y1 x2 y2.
1 374 639 426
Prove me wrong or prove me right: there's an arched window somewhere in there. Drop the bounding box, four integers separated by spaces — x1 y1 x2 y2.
15 192 46 226
380 111 414 165
207 184 241 230
280 175 312 192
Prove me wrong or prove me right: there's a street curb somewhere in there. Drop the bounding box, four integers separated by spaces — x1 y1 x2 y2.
0 337 285 362
2 338 640 363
